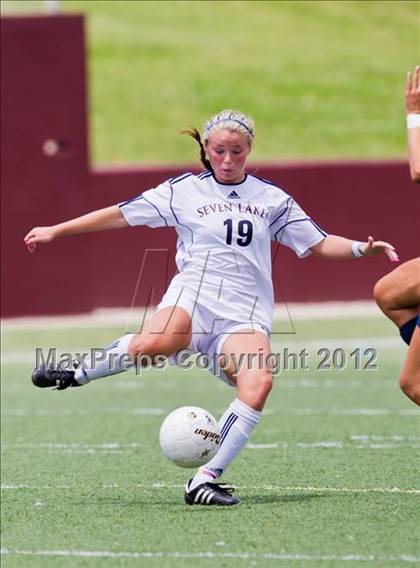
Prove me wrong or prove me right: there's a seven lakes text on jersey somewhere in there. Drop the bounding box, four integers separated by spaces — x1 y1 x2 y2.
119 171 327 332
197 202 269 220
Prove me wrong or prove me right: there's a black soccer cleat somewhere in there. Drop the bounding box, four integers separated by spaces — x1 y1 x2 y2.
31 365 81 390
184 479 240 506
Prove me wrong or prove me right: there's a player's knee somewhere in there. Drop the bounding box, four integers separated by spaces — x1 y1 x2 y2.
251 372 273 401
399 372 420 406
237 372 273 411
129 332 189 360
372 278 384 305
399 371 415 398
373 276 393 311
128 333 165 359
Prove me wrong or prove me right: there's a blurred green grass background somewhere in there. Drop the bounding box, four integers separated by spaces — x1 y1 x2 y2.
2 1 419 164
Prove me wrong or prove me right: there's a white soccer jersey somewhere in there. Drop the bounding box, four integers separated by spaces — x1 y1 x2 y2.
119 171 327 332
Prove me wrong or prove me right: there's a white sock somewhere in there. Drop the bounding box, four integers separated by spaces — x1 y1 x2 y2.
74 333 136 384
189 398 261 490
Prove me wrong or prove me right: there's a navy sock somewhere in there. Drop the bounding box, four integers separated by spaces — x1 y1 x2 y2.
399 317 418 345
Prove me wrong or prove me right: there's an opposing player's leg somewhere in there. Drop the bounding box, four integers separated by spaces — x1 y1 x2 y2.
399 319 420 406
373 258 420 343
32 306 192 389
185 328 272 506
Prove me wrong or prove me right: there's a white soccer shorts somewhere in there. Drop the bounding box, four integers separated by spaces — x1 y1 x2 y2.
157 289 269 386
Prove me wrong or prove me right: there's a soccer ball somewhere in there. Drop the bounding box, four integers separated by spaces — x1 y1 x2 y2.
159 406 220 468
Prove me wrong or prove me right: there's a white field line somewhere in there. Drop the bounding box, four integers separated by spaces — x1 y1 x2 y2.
2 442 144 455
350 435 420 441
2 407 271 417
272 301 384 320
270 336 401 350
1 301 384 330
0 375 401 392
276 380 395 389
3 407 419 418
246 440 420 450
290 408 420 416
0 336 402 366
2 408 168 417
0 548 419 563
80 380 402 390
3 436 420 454
1 483 419 495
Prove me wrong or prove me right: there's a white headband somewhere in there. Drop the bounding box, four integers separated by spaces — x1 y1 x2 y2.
204 118 254 138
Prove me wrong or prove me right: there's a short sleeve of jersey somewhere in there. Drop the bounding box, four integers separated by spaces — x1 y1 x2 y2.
118 180 175 228
270 196 327 258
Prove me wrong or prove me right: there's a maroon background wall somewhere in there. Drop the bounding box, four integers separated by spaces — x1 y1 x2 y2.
1 14 92 317
88 162 419 312
2 14 418 318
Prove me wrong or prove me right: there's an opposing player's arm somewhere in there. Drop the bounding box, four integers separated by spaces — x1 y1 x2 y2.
311 235 399 262
407 126 420 182
406 66 420 183
24 205 128 253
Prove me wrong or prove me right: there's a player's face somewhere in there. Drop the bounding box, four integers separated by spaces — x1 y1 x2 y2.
205 130 251 184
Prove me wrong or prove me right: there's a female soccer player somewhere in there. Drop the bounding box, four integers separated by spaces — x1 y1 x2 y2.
374 66 420 406
25 109 398 506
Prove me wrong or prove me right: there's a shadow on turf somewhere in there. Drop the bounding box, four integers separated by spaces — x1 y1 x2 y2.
82 492 328 508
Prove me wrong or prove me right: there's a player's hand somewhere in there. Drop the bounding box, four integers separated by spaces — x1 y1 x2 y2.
361 236 399 263
406 65 420 114
24 226 56 253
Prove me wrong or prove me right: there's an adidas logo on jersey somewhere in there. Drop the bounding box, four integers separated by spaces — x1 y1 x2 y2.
227 190 240 199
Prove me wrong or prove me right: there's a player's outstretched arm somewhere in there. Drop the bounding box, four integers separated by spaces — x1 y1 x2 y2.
406 65 420 183
311 235 399 262
24 205 129 253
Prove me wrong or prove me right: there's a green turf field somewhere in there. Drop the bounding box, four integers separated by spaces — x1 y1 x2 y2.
2 1 418 164
2 315 420 566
